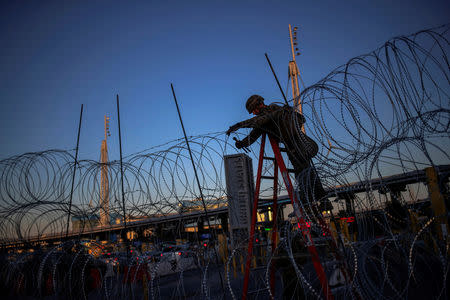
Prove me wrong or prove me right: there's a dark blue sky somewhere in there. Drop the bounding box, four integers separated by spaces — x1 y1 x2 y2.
0 0 448 160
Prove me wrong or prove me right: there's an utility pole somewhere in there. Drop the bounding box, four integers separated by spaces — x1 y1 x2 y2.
100 115 111 227
288 24 305 133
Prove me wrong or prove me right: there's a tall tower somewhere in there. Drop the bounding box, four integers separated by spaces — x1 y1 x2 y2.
288 24 305 133
100 115 111 227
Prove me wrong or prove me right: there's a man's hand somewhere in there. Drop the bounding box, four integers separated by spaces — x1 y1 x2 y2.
226 123 240 136
233 137 250 153
234 139 243 149
233 137 245 149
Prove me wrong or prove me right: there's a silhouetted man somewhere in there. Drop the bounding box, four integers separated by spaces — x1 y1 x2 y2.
226 94 326 203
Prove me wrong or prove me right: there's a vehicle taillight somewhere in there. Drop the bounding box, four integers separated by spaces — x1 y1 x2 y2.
178 252 182 256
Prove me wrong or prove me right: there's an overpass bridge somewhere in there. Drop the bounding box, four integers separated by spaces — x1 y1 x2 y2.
2 165 448 250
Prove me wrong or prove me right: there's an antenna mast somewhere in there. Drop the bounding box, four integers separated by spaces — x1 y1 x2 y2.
288 24 305 132
100 115 111 227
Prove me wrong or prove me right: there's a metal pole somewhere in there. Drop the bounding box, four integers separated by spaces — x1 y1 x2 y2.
116 95 129 254
170 83 225 294
66 104 83 238
265 53 289 105
171 84 212 228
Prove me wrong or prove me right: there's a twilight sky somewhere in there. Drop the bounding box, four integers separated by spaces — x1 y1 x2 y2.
0 0 448 160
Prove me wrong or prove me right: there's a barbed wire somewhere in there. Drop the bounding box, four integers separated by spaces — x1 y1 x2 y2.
0 24 449 299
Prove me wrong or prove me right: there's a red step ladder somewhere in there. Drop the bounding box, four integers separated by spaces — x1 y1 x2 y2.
241 133 334 300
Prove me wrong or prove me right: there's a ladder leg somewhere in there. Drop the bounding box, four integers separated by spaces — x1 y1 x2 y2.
242 134 266 300
268 135 334 300
270 159 278 296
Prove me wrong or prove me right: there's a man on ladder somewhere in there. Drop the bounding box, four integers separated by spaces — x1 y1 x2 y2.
226 94 335 299
226 94 326 205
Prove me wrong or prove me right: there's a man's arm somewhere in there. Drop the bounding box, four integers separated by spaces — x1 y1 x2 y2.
226 121 243 136
226 117 260 135
226 106 280 135
235 128 263 149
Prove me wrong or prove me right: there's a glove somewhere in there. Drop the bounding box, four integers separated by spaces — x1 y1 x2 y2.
226 123 240 136
234 139 244 149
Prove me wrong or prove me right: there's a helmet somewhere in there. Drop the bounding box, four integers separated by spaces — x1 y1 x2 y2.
246 95 264 113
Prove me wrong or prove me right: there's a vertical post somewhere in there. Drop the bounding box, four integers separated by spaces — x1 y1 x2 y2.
218 233 227 264
425 167 449 240
116 95 129 254
66 104 83 238
264 53 288 105
170 84 225 294
171 84 212 235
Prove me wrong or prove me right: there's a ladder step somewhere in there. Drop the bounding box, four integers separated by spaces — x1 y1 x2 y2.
261 176 275 180
263 156 275 161
287 168 296 173
279 147 288 152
